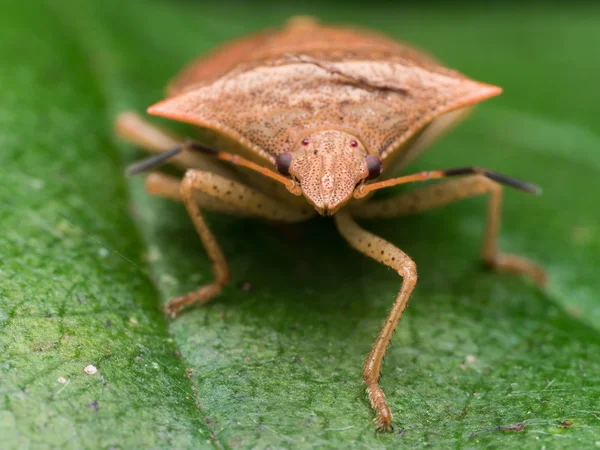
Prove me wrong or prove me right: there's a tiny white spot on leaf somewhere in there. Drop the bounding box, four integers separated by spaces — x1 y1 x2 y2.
143 245 162 263
83 364 97 375
160 273 179 286
30 178 44 190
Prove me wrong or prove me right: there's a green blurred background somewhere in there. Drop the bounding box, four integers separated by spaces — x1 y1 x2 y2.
1 1 599 449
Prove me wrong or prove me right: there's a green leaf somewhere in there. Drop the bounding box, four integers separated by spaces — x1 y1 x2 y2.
1 1 599 449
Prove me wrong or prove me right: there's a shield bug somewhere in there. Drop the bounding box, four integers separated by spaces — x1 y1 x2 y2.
116 16 546 431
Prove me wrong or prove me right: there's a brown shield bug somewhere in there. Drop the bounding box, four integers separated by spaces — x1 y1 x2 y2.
115 16 546 431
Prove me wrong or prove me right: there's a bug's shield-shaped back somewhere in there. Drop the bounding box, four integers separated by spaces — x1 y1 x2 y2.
148 56 501 167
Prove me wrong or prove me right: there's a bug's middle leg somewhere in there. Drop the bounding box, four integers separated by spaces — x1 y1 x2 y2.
351 175 546 285
153 169 313 317
334 210 417 431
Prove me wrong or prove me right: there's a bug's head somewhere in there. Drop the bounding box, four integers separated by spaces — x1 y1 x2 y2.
275 130 382 216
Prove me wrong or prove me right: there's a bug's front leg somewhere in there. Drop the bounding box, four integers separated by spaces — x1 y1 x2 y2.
150 169 313 317
351 175 546 286
168 170 230 318
334 210 417 431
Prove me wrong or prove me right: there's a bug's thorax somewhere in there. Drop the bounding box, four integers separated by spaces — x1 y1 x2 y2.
287 130 370 216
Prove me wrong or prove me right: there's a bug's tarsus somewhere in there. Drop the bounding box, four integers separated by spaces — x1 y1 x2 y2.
442 167 542 195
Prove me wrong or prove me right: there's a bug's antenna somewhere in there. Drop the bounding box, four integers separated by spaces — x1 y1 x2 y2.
125 141 219 176
126 145 185 176
443 167 541 194
125 141 302 196
354 166 542 199
186 143 302 195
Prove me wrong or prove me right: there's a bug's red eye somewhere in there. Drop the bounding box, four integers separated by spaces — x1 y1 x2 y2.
365 155 382 180
350 140 358 147
275 153 293 176
301 139 310 146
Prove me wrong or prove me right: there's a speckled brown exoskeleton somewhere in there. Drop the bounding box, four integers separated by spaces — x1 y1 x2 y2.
115 17 546 431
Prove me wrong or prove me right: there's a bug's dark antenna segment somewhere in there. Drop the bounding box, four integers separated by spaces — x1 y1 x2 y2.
442 167 542 195
125 141 221 176
126 145 185 176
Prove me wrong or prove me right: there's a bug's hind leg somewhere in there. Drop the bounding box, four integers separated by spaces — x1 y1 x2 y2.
351 175 546 285
148 169 313 317
334 210 417 431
